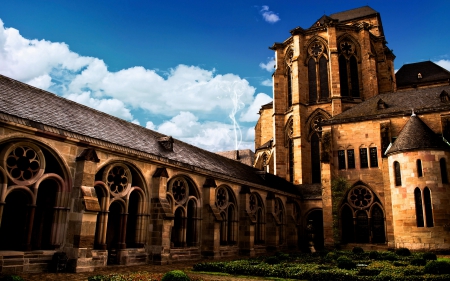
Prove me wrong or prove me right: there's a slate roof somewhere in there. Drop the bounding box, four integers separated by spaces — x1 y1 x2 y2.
322 84 450 125
216 149 255 167
386 115 450 155
396 61 450 89
256 138 273 151
329 6 378 22
0 74 299 195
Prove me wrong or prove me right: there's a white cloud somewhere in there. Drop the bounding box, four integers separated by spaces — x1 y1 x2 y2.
0 18 262 152
240 93 272 122
154 111 253 152
435 59 450 71
260 6 280 24
259 57 275 72
261 79 272 86
66 91 134 120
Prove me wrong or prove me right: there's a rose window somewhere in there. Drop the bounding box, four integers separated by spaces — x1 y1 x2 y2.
216 187 228 209
348 186 373 209
312 115 324 133
5 145 43 183
172 179 188 204
340 41 354 56
309 43 323 57
106 165 130 195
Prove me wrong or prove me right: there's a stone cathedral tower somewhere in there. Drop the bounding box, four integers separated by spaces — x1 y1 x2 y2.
255 6 395 184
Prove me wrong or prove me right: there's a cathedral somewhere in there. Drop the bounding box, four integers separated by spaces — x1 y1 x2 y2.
0 5 449 274
254 6 450 252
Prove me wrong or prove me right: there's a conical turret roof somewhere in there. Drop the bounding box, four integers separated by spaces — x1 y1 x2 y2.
386 114 449 155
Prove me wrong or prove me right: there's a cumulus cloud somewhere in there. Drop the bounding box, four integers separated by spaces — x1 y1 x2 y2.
259 57 275 72
0 18 261 152
261 79 272 86
435 59 450 71
240 93 272 122
260 6 280 24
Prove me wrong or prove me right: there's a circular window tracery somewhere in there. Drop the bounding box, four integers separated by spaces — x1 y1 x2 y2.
249 193 257 212
103 164 131 197
348 186 373 209
171 178 189 205
309 42 324 57
216 187 228 209
2 143 45 185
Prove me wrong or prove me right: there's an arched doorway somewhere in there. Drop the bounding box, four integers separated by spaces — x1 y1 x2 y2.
306 210 324 250
0 189 31 250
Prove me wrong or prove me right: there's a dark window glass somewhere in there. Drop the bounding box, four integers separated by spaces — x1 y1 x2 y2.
442 117 450 142
440 158 448 184
381 125 390 158
289 140 294 183
360 148 368 168
339 55 349 97
414 188 424 227
417 159 423 177
347 149 355 169
394 161 402 186
311 134 321 183
319 56 329 100
423 188 434 227
308 58 317 103
287 69 292 107
369 147 378 167
350 56 360 97
338 150 346 170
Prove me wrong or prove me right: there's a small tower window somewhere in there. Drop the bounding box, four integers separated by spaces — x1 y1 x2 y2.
394 161 402 186
417 73 422 79
369 147 378 167
347 149 355 169
424 187 434 227
440 158 449 184
416 159 423 177
338 150 346 170
360 148 368 168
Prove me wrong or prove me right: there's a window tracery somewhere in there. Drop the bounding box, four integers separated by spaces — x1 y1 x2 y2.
338 39 360 98
3 143 45 185
306 40 329 103
103 164 131 197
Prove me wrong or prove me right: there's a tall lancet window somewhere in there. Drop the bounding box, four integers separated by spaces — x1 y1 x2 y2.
338 39 360 98
285 119 294 183
307 40 330 103
286 49 294 108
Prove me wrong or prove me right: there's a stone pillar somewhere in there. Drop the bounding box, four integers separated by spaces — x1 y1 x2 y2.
65 148 101 272
148 168 174 265
265 193 278 251
238 186 255 256
200 178 222 258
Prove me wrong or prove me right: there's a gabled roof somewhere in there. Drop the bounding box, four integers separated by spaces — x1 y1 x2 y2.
329 6 378 22
386 115 450 155
396 61 450 89
0 74 298 195
216 149 255 167
323 85 450 125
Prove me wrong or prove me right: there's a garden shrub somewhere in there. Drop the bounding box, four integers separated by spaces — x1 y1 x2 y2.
161 270 190 281
369 251 380 260
352 246 364 254
336 256 355 269
403 267 424 276
380 251 398 261
393 261 408 267
193 261 225 272
265 256 280 265
0 276 24 281
410 257 426 266
422 252 438 261
325 251 338 261
275 251 290 261
395 247 412 256
424 260 450 274
357 268 381 276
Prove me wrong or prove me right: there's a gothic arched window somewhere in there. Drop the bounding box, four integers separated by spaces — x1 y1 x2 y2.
338 40 360 98
414 188 424 227
394 161 402 186
307 41 329 103
416 159 423 177
440 158 448 184
424 187 434 227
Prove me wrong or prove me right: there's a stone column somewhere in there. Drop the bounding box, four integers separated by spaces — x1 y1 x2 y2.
64 148 101 272
238 186 255 256
200 178 221 258
148 168 174 265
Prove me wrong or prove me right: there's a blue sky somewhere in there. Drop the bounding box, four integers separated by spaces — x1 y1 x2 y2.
1 0 449 152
